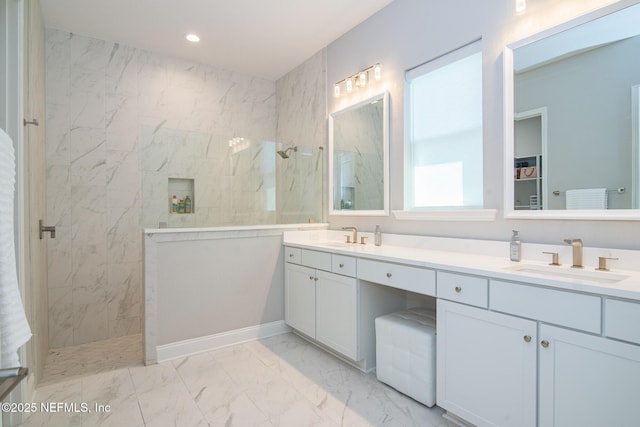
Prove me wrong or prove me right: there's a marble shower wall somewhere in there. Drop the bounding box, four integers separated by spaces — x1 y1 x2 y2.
44 29 282 347
275 50 327 224
142 130 279 228
141 50 327 229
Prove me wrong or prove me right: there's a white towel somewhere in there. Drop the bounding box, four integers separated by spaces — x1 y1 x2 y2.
0 128 32 369
565 188 608 209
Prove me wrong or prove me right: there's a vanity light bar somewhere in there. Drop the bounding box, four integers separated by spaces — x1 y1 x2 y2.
334 63 381 98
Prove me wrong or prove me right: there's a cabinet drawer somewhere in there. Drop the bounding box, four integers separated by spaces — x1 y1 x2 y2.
301 249 332 271
332 254 357 277
357 258 436 296
605 299 640 344
437 271 488 308
284 246 301 264
490 280 601 334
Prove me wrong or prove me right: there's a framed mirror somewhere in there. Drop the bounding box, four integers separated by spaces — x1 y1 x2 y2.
504 2 640 220
329 91 389 216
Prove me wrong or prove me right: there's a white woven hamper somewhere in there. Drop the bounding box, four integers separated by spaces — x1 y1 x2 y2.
375 308 436 407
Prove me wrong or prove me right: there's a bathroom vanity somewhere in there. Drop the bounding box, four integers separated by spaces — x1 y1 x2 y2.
283 230 640 427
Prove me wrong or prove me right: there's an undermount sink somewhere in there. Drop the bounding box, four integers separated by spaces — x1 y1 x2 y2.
505 263 629 284
321 241 360 248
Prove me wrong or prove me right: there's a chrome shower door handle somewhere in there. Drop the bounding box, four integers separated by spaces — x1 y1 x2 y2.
39 220 56 239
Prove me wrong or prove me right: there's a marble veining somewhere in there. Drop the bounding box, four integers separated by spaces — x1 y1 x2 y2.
23 333 454 427
45 27 325 348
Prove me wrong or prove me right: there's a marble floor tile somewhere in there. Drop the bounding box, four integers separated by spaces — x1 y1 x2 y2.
41 334 143 385
136 381 208 427
20 379 83 427
25 332 448 427
80 368 144 427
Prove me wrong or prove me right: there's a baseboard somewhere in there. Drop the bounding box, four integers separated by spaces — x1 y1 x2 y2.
155 320 291 362
442 412 476 427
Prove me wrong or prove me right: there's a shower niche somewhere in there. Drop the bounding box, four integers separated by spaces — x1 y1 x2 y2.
168 178 195 214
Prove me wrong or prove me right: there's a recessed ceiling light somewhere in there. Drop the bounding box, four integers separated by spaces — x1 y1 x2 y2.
186 33 200 43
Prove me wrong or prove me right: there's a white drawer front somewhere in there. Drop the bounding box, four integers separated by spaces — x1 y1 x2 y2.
437 271 488 308
284 246 301 264
301 249 332 271
605 299 640 345
357 258 436 296
490 280 601 334
332 254 357 277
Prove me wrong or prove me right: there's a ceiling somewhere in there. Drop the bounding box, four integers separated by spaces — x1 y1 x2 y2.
39 0 394 80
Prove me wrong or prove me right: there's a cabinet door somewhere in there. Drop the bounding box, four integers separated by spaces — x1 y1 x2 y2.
539 324 640 427
315 270 358 360
437 300 537 427
285 263 316 338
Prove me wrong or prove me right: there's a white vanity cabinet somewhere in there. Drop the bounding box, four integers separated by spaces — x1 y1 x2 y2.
284 263 317 338
438 277 640 427
284 246 405 369
539 323 640 427
437 299 537 427
315 270 358 359
285 247 353 350
283 231 640 427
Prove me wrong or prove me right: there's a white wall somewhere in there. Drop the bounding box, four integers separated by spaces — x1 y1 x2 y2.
143 224 329 363
326 0 640 250
154 233 285 345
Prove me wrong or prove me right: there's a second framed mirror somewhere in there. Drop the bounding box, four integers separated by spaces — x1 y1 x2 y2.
329 91 389 216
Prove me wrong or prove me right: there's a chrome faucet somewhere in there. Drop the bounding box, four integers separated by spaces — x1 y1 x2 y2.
564 238 583 268
342 226 358 244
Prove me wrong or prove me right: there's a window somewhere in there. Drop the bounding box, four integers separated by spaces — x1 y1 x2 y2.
405 40 483 210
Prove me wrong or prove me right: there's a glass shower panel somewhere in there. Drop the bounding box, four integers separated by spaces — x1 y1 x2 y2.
141 126 323 228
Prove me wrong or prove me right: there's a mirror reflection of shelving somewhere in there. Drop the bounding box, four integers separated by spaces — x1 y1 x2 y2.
514 154 542 210
514 111 544 210
168 178 195 214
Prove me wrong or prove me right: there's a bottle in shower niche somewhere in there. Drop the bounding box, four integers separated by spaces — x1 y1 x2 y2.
171 195 178 213
185 195 192 213
374 225 382 246
510 230 521 262
178 199 185 213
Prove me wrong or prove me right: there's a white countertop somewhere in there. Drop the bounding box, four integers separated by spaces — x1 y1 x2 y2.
283 230 640 301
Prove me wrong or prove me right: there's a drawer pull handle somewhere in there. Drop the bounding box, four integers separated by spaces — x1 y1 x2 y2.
454 286 462 293
339 263 344 268
386 273 392 278
523 335 531 343
541 340 549 348
309 276 315 281
289 253 294 258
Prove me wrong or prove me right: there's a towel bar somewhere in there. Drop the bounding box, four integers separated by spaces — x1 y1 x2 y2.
553 187 625 196
0 367 28 401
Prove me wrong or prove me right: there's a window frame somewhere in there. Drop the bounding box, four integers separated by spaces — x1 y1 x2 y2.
397 39 496 221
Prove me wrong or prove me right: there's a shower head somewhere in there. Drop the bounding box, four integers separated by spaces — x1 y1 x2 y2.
277 146 297 159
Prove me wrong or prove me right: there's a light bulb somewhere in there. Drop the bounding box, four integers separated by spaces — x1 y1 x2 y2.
515 0 526 15
346 78 353 92
186 33 200 43
334 84 341 98
374 64 381 81
359 72 367 87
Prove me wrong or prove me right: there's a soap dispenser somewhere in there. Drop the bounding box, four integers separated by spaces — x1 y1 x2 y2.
374 225 382 246
510 230 521 262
